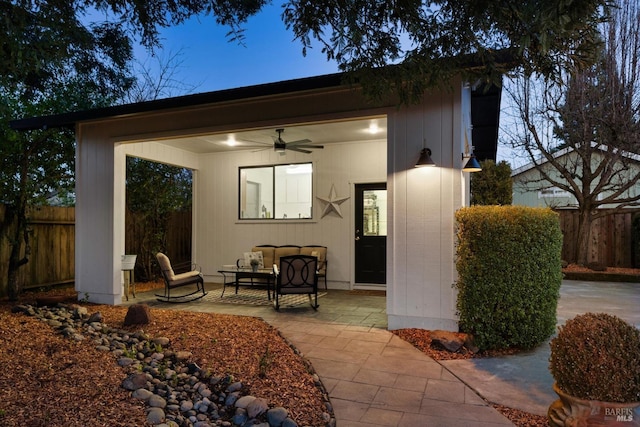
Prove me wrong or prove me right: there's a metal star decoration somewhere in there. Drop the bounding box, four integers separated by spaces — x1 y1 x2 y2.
317 184 350 218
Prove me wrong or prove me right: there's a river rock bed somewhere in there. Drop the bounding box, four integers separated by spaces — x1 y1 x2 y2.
11 303 335 427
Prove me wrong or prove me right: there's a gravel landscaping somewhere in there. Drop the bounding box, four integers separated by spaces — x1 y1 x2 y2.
0 281 581 426
0 286 330 427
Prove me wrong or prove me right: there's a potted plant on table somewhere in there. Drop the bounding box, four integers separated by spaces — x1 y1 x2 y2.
250 258 260 272
548 312 640 426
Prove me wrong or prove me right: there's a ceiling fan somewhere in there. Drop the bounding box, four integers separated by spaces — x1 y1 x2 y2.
257 128 324 154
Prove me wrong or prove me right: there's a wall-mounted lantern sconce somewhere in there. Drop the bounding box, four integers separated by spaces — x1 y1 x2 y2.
415 148 436 168
461 153 482 172
462 121 481 172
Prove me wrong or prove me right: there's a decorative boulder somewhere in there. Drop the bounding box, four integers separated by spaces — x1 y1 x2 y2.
430 330 465 353
124 304 151 325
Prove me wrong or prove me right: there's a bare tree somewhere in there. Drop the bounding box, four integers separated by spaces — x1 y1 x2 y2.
504 0 640 265
123 49 200 103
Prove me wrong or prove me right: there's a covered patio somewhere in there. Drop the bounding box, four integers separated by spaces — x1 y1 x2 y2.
11 72 500 331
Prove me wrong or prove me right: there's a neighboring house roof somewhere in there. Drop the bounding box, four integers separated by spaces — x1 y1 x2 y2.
511 144 640 178
10 71 501 161
511 145 575 178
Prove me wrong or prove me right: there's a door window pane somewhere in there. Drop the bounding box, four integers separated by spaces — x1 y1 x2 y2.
363 190 387 236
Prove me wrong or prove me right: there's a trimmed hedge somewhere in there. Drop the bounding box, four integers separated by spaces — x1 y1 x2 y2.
455 206 563 351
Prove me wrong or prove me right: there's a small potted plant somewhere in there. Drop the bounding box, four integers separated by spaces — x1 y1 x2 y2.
548 312 640 426
250 258 260 272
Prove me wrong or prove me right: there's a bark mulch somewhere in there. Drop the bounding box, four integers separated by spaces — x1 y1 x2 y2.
9 277 617 426
0 285 327 427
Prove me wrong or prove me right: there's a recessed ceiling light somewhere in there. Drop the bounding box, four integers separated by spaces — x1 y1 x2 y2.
367 121 381 134
225 134 237 146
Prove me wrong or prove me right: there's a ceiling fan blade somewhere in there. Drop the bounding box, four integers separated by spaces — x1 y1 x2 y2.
238 137 270 145
286 139 312 146
251 147 272 152
223 138 271 151
296 144 324 149
287 146 313 154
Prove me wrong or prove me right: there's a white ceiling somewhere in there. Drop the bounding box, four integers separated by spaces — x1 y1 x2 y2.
156 116 387 154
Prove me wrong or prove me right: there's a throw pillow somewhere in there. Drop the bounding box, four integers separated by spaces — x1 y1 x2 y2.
243 251 264 268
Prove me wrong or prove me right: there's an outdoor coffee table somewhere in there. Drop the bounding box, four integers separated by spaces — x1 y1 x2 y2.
218 266 275 300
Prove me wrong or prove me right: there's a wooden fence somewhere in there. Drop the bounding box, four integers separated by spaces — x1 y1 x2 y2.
125 209 192 281
0 205 75 291
556 209 640 268
0 204 192 294
2 204 635 292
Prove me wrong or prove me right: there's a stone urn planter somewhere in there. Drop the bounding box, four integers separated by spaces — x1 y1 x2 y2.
549 383 639 426
548 313 640 427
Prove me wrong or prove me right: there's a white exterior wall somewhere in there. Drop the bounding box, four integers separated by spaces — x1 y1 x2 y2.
195 139 386 287
387 86 466 331
75 125 119 304
74 80 469 331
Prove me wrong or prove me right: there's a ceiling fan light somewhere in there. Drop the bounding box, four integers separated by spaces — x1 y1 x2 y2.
274 141 286 152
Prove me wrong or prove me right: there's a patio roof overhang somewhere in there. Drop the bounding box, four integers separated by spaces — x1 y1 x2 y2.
10 72 346 132
10 70 502 161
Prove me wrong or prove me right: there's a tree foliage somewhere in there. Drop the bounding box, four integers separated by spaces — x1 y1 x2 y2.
504 0 640 265
126 158 192 281
1 1 202 296
0 1 134 298
283 0 608 101
471 160 512 205
3 1 609 104
1 1 133 98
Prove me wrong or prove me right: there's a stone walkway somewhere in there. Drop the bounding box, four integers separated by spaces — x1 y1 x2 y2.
130 279 640 424
441 279 640 416
130 286 514 426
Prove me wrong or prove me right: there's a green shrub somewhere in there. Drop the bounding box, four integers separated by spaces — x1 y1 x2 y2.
549 313 640 402
455 206 563 351
470 160 513 205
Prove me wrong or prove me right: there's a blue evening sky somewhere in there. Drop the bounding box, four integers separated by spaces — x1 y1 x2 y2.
138 3 339 94
136 6 515 165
